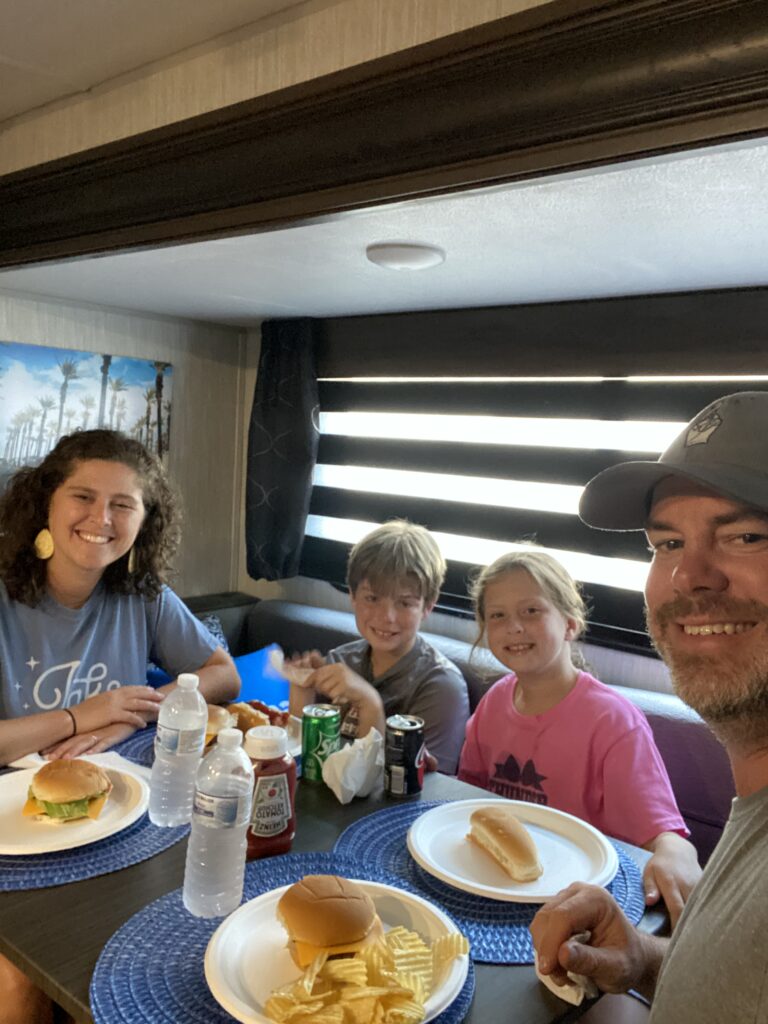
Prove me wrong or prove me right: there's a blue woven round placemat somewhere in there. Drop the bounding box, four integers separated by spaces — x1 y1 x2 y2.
113 725 157 769
0 802 187 891
91 850 475 1024
333 801 646 965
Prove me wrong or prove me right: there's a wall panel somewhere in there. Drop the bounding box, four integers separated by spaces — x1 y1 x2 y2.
0 291 245 596
0 0 554 175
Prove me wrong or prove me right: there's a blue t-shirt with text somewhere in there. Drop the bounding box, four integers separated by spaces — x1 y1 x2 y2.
0 581 217 718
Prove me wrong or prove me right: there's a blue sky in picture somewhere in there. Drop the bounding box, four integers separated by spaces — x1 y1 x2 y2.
0 341 173 464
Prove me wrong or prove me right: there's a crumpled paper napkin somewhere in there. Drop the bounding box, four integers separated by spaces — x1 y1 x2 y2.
321 728 384 803
533 933 600 1006
269 646 314 686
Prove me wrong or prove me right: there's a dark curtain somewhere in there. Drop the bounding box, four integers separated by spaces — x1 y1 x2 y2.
245 321 319 580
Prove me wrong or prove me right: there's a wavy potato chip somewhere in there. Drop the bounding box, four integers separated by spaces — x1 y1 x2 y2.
264 920 469 1024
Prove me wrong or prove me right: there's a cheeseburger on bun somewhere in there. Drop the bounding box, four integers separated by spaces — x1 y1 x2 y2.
23 759 113 823
276 875 384 968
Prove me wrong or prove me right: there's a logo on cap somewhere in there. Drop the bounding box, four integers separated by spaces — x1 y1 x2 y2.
685 405 723 447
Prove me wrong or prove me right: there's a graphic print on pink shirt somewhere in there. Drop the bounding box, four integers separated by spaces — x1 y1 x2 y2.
488 753 548 804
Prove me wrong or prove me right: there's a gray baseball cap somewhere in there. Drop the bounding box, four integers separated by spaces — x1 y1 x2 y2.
579 391 768 530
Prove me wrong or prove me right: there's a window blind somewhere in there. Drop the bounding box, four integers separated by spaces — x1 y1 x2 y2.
298 378 768 654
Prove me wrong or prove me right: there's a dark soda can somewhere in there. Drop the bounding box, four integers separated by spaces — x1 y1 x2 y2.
384 714 426 797
301 704 341 782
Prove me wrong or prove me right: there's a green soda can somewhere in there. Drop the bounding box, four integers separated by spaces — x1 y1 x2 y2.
301 703 341 782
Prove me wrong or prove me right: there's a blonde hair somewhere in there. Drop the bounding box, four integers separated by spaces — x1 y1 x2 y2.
347 520 446 606
470 549 588 668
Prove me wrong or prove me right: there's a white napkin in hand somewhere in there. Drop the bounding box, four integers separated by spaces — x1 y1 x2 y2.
534 935 599 1006
269 646 314 686
321 728 384 804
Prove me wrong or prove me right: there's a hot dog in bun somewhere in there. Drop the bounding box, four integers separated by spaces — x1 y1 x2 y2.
467 805 543 882
276 874 384 968
23 759 113 823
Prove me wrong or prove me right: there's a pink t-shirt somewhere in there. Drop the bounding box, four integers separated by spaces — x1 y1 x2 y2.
458 671 688 847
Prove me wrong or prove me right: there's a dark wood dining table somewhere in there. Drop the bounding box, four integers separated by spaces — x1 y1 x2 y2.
0 769 662 1024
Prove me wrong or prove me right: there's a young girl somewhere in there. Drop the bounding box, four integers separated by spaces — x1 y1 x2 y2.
458 549 701 926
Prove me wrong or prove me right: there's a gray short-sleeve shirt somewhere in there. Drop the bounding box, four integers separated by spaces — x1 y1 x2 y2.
650 784 768 1023
324 634 469 774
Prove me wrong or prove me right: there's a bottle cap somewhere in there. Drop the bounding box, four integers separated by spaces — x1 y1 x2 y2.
177 673 199 691
244 725 288 759
216 727 243 749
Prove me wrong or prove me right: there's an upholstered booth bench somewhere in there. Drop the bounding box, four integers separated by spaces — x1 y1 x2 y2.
185 592 735 864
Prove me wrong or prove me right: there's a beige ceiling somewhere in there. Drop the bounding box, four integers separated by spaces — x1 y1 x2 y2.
0 0 305 122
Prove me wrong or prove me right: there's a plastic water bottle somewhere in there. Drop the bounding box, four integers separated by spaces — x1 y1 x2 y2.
148 673 207 826
182 728 254 918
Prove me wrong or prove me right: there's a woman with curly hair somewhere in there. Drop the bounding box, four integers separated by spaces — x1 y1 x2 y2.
0 429 239 767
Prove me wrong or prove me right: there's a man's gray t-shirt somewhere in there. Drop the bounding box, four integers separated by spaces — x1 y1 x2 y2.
324 634 469 774
0 581 218 718
650 784 768 1023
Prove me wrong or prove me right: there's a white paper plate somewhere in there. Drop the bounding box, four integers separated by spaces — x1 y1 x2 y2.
0 767 149 855
407 798 618 902
205 880 469 1024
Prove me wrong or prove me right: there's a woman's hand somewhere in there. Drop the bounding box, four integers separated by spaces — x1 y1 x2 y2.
41 721 142 759
69 686 164 735
643 832 702 927
530 882 666 1000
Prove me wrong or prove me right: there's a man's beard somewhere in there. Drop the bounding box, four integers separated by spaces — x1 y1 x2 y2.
647 594 768 748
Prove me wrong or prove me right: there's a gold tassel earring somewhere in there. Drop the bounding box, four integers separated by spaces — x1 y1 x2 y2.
34 528 54 560
128 547 136 574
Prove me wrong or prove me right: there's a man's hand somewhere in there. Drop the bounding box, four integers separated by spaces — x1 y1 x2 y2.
42 721 142 759
643 832 701 927
530 882 666 1000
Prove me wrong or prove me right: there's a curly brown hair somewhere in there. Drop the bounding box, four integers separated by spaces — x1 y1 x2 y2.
0 430 181 606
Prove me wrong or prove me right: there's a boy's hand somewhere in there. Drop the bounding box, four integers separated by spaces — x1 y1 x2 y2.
309 663 386 739
309 663 375 706
285 650 326 675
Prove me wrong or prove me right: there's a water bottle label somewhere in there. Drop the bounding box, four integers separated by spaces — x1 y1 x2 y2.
193 790 249 828
250 773 291 837
156 724 205 756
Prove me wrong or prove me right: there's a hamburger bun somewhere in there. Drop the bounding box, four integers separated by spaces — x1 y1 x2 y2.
31 759 111 803
467 805 543 882
205 704 236 746
228 701 270 734
276 874 384 968
24 759 113 823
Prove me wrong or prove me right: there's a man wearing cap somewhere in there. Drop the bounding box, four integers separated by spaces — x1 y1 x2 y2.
531 391 768 1022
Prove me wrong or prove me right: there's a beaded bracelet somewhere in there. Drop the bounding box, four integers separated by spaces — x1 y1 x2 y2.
63 706 77 737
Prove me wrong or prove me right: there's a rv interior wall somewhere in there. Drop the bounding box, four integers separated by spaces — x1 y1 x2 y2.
0 0 556 175
0 290 245 596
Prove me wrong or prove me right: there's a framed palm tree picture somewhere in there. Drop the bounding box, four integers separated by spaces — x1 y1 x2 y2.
0 342 173 469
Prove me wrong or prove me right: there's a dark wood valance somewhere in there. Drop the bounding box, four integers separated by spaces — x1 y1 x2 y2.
2 0 768 267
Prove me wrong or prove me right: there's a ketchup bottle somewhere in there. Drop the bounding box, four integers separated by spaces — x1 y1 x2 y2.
243 725 297 859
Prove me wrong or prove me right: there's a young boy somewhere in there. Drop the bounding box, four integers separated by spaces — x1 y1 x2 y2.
289 520 469 773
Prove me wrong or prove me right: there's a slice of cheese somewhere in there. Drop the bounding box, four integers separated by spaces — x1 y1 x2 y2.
291 918 385 968
22 795 43 816
87 793 108 819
